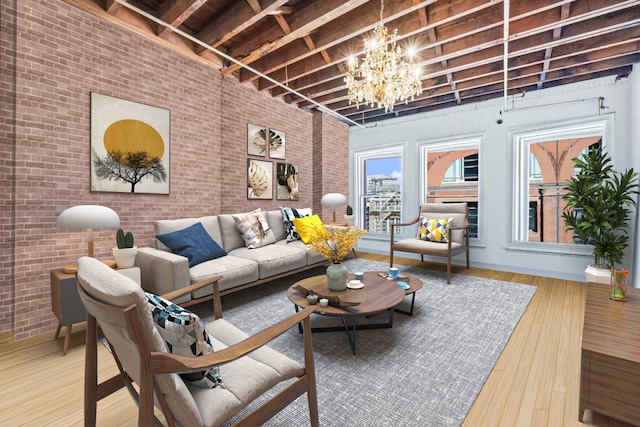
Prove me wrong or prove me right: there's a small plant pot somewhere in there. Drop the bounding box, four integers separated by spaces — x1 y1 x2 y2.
343 214 354 226
113 246 138 269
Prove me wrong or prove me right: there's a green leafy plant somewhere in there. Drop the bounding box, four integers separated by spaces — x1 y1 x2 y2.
562 148 638 268
116 228 135 249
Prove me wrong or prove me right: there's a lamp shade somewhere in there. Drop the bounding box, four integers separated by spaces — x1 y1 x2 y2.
56 205 120 230
320 193 347 207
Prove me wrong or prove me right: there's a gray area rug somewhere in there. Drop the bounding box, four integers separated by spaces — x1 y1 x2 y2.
194 259 537 427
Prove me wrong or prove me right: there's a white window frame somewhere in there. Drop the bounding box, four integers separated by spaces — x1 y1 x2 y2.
419 134 483 241
510 114 614 253
353 145 404 239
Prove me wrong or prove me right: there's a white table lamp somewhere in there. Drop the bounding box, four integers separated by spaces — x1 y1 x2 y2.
320 193 347 223
56 205 120 273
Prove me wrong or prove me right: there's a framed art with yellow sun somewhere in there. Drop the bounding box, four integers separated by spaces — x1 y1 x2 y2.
90 92 170 194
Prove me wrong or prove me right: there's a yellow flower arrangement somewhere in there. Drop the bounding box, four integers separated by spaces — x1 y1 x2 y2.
306 225 366 264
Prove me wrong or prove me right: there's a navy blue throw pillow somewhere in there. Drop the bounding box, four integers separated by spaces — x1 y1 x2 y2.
156 222 227 267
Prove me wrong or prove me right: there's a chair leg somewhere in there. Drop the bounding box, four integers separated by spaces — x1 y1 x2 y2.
447 255 452 284
85 315 98 427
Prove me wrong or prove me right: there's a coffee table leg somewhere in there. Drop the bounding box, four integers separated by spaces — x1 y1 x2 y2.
395 292 417 316
294 304 304 334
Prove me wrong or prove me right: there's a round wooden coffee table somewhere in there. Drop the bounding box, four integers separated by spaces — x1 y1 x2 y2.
287 271 422 354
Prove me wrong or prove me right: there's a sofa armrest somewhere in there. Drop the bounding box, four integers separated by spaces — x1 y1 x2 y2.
135 247 191 303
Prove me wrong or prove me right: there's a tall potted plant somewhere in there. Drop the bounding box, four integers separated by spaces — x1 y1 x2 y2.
562 148 639 283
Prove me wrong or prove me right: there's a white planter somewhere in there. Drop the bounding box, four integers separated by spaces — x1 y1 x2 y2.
113 246 138 269
344 214 354 226
585 264 610 284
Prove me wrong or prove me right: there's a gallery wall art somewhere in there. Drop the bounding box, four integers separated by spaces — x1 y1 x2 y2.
90 92 170 194
269 128 286 159
247 123 267 157
247 159 273 200
276 162 299 201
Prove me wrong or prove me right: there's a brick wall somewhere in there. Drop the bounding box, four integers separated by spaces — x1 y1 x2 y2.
312 111 350 222
3 0 348 340
0 0 17 337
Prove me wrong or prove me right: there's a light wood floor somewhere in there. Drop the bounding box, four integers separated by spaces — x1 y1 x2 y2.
0 252 634 426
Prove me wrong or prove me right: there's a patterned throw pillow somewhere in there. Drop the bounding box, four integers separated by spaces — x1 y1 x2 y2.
417 217 453 242
281 207 313 242
233 208 277 249
292 214 326 244
146 293 223 389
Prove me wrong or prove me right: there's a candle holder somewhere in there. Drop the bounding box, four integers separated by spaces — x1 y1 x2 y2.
609 268 629 301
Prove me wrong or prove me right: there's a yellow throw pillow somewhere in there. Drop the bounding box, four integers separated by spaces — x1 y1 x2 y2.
292 214 326 244
417 217 453 242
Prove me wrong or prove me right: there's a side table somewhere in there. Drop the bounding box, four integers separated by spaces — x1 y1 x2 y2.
579 282 640 425
50 266 141 355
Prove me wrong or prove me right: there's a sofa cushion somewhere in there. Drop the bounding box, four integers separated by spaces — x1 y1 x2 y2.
276 239 325 265
417 217 453 242
190 256 259 297
228 244 306 279
291 214 325 244
265 210 287 241
280 207 313 242
146 292 223 389
156 222 227 267
233 209 277 249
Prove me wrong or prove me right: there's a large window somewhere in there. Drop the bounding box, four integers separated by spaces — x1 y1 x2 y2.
354 147 403 234
421 136 481 239
512 116 612 246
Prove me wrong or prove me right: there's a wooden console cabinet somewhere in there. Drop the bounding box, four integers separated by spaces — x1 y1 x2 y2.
579 282 640 425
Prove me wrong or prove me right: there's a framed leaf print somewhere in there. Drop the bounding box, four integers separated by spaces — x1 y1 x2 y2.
247 159 273 200
276 162 299 201
247 123 267 157
269 128 286 159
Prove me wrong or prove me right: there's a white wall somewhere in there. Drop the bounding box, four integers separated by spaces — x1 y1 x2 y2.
349 70 639 282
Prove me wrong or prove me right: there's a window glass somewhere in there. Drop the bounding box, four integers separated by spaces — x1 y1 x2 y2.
512 116 611 246
354 148 403 234
423 139 480 239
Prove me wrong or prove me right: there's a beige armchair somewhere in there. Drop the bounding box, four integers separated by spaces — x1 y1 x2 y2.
76 256 318 427
390 203 470 284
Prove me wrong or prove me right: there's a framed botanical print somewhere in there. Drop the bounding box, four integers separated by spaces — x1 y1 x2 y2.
90 92 170 194
269 128 286 159
247 123 267 157
247 159 273 200
276 162 299 201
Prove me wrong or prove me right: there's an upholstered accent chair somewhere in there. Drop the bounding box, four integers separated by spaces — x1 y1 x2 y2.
76 256 318 427
390 203 470 284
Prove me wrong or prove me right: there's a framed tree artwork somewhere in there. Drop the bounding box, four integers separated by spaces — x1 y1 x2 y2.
276 162 299 201
247 159 273 200
269 128 286 159
247 123 267 157
90 92 170 194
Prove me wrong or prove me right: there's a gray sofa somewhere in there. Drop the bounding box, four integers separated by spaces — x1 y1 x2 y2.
135 209 326 305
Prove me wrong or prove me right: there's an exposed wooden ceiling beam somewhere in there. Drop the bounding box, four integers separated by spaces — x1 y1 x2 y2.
196 0 290 51
220 0 369 77
157 0 208 39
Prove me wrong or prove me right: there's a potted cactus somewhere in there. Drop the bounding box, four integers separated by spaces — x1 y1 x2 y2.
344 204 354 226
112 228 137 268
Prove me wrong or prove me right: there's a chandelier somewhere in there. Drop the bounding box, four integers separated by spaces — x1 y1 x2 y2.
344 0 422 113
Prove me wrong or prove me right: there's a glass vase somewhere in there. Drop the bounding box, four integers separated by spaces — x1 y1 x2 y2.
326 262 348 291
609 268 629 301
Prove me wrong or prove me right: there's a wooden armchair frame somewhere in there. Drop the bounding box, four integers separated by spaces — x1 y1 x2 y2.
390 203 470 284
80 273 319 427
